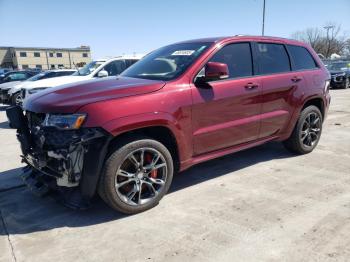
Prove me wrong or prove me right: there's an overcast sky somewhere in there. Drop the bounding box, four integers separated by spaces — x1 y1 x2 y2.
1 0 349 58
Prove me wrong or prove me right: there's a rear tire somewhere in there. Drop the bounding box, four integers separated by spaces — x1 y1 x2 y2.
283 105 323 154
98 136 174 214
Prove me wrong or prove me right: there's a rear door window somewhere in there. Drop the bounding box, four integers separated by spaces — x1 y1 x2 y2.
114 60 126 74
56 71 74 76
209 42 253 79
256 43 291 74
103 60 126 76
41 72 57 79
125 59 138 68
286 45 318 70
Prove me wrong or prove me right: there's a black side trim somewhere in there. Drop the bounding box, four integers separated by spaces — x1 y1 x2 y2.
79 136 113 199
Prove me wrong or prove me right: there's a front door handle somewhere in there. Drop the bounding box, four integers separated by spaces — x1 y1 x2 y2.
291 76 302 82
245 82 259 90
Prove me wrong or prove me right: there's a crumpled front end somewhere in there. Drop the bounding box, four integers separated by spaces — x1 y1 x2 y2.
6 106 111 209
0 88 11 104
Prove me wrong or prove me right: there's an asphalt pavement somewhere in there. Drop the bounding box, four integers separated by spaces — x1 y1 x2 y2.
0 89 349 262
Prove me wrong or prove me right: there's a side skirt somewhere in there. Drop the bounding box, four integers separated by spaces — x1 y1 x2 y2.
180 135 278 171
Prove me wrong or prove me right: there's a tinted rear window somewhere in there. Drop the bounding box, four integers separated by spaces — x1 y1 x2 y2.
287 45 318 70
257 43 290 74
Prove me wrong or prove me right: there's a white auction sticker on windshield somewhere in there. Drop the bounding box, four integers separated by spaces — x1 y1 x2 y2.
171 50 195 56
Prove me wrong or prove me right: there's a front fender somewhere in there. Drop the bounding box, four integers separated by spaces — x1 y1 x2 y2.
101 111 193 165
8 86 21 96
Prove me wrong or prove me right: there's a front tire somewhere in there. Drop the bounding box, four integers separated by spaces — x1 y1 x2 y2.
99 136 174 214
11 92 21 106
343 78 350 89
283 105 323 154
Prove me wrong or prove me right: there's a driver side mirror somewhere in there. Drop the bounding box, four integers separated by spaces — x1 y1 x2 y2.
97 70 108 78
204 62 229 81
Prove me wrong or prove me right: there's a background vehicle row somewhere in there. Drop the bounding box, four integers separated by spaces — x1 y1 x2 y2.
0 55 143 105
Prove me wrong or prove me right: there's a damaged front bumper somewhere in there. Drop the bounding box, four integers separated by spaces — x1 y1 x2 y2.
0 88 11 104
6 106 112 209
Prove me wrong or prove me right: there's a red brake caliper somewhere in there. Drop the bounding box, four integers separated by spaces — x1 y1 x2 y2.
150 169 157 178
145 153 158 178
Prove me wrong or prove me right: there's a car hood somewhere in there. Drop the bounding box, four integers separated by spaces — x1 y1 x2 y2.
24 77 166 113
329 70 347 75
0 81 22 90
22 75 90 89
8 82 27 95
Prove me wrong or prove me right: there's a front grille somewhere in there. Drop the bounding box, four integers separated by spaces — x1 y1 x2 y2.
26 111 46 129
44 130 81 148
0 89 9 100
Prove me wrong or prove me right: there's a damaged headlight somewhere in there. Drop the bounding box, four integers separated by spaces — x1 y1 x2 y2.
43 114 87 130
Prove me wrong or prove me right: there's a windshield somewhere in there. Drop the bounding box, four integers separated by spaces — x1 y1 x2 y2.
328 62 350 71
121 42 212 80
73 61 104 76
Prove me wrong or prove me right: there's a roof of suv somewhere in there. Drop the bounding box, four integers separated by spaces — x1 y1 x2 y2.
7 70 36 74
105 55 145 61
87 55 144 64
46 69 76 72
178 35 305 46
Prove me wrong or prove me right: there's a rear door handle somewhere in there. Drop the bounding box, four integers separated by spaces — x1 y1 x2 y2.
291 76 302 82
245 82 259 90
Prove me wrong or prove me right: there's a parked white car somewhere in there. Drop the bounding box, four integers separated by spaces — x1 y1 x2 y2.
17 55 144 106
3 69 76 105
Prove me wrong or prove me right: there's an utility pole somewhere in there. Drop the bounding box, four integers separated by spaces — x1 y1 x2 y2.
324 25 334 58
262 0 266 36
45 50 49 70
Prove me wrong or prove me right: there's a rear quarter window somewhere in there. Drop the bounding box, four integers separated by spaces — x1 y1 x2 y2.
256 43 291 74
287 45 318 70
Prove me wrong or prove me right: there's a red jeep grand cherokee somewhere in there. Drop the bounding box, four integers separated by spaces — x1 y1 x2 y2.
7 36 331 214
